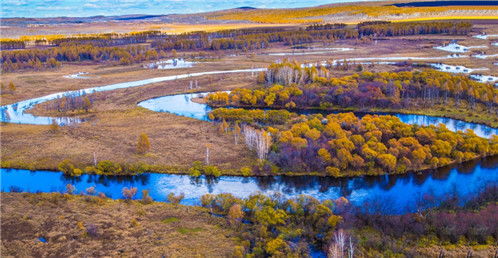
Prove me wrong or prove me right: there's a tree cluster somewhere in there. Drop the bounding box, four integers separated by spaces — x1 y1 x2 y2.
216 61 497 112
209 110 498 176
201 193 344 256
358 21 472 37
46 94 93 113
1 44 163 72
0 40 26 50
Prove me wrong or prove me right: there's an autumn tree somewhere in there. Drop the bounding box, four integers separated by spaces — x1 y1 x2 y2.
122 187 138 200
228 204 245 226
136 133 151 154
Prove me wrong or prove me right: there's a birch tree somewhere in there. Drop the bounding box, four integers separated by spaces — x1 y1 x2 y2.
242 125 271 160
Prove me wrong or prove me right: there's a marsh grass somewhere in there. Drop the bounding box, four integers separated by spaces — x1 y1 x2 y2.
1 192 239 257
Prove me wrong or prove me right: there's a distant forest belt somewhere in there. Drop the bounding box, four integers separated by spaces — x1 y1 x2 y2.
390 16 498 23
208 5 498 24
392 1 498 7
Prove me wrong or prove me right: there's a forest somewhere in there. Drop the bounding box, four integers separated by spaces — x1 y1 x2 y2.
208 61 497 114
0 21 472 72
205 61 498 176
198 185 497 256
209 110 498 176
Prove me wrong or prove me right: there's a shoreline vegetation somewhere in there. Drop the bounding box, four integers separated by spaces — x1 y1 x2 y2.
1 152 496 179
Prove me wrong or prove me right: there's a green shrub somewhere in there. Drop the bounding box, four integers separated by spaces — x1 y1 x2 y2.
96 160 122 175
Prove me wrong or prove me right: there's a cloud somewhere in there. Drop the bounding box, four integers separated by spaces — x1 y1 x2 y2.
83 3 98 8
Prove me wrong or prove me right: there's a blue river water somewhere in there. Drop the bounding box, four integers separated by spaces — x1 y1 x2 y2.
2 156 497 215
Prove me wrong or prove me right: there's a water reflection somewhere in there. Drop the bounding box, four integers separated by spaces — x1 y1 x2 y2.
2 156 496 214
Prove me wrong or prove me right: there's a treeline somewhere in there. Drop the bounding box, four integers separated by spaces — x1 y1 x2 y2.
209 108 294 124
358 21 472 37
50 31 162 46
150 28 358 51
1 44 164 72
212 61 497 112
306 23 347 30
51 36 148 47
211 111 498 176
0 40 26 50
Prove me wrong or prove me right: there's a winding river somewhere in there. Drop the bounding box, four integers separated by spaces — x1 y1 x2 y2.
1 68 497 215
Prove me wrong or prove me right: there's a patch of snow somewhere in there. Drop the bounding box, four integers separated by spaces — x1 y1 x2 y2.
469 74 498 84
473 53 498 59
474 34 498 40
63 72 90 79
434 43 487 53
430 63 497 86
430 63 488 74
143 58 196 69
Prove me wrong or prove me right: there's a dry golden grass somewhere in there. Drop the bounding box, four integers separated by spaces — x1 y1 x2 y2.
1 192 239 257
1 22 290 40
208 5 498 24
1 73 257 172
152 23 292 34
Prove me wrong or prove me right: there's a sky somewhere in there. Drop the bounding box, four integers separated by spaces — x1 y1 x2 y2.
1 0 378 18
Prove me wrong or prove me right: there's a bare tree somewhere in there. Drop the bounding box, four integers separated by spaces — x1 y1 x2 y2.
335 229 346 256
348 236 354 258
328 229 354 258
205 143 211 165
242 125 271 160
234 122 241 145
328 243 340 258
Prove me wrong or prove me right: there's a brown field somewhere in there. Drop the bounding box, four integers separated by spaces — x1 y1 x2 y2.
1 192 239 257
1 73 257 172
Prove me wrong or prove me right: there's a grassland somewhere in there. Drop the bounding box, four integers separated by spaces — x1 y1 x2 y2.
208 3 498 24
1 73 257 173
1 192 239 257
